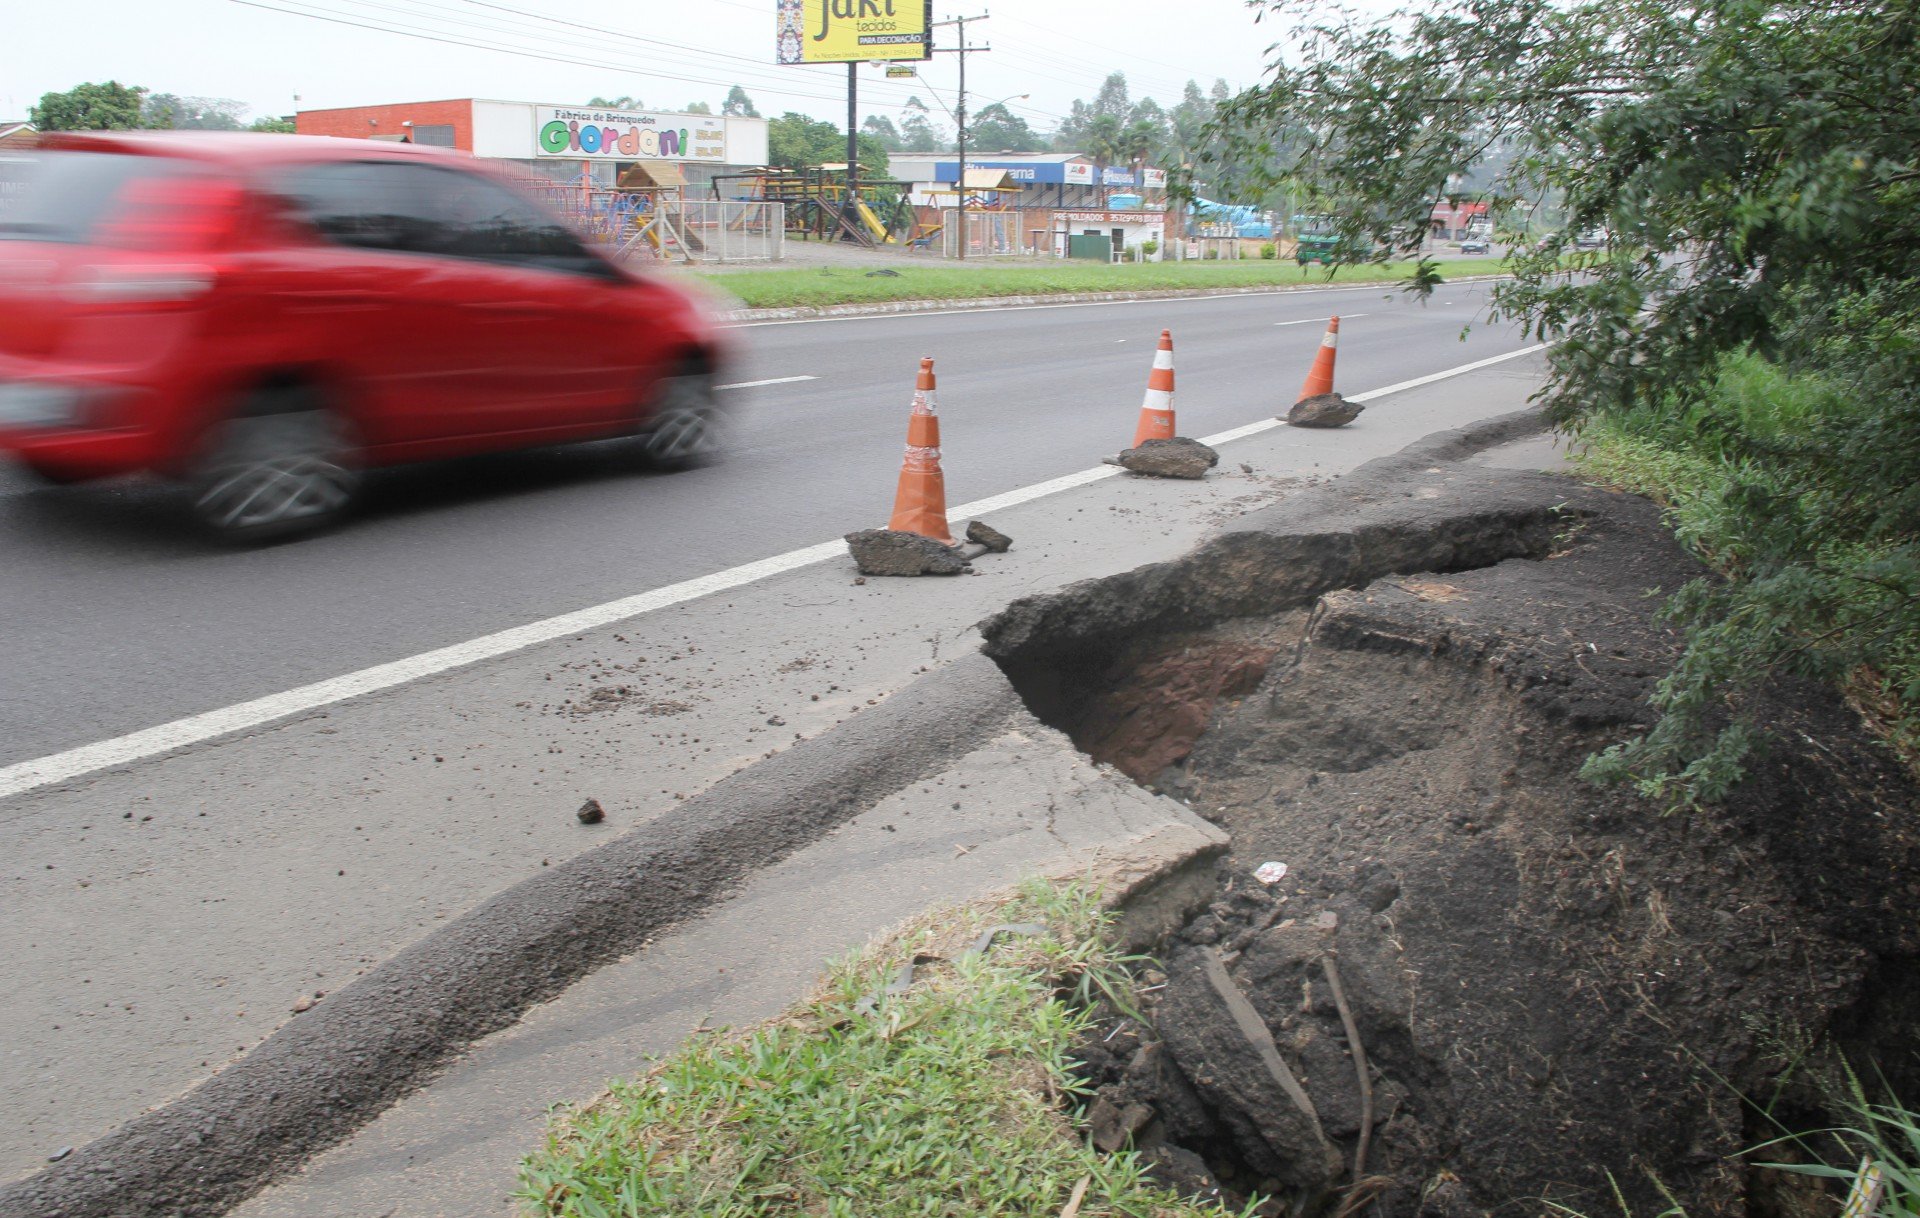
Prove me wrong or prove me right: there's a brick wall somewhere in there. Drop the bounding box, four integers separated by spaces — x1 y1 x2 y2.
295 100 474 149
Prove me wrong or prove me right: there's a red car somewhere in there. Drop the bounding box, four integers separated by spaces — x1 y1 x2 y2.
0 132 728 539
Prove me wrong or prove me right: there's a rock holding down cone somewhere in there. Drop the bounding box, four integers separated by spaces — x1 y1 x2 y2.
1287 393 1365 428
845 529 972 576
1117 437 1220 479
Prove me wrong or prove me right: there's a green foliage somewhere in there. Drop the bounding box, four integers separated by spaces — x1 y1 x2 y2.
1215 0 1920 801
765 112 889 178
31 81 158 131
721 86 759 118
968 102 1039 153
516 881 1248 1217
1575 351 1920 806
247 116 295 134
142 94 247 131
1260 242 1277 259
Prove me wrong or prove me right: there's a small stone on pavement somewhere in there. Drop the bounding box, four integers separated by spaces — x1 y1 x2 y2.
576 798 606 825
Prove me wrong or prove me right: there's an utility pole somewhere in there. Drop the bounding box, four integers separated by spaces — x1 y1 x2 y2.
933 12 989 260
845 61 859 240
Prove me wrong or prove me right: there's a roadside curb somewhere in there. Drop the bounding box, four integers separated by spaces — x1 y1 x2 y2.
1 655 1025 1218
723 274 1513 323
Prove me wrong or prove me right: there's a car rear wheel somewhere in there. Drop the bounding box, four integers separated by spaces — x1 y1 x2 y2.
637 368 722 471
189 387 361 542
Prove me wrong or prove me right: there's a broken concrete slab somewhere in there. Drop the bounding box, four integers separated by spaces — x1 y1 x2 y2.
845 528 970 576
1286 392 1365 428
1116 437 1220 479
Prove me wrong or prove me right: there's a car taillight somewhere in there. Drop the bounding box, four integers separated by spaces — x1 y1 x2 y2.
95 176 243 253
64 264 216 305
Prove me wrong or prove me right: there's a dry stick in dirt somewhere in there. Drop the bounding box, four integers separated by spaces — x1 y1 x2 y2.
1322 950 1374 1180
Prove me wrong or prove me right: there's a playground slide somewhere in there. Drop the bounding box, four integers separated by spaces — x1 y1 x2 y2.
852 199 896 244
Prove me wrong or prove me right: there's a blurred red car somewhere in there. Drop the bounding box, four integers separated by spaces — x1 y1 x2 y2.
0 132 728 539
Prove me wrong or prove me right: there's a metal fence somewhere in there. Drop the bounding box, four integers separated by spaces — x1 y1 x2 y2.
656 199 785 263
940 209 1027 258
510 178 785 264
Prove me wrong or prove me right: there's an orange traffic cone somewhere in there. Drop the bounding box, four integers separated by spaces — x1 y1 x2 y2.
886 356 956 544
1131 329 1177 447
1297 316 1340 400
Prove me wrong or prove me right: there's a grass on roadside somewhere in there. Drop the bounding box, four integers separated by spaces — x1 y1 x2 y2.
693 257 1503 310
516 879 1243 1218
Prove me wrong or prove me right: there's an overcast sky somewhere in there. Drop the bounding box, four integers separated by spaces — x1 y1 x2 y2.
4 0 1287 134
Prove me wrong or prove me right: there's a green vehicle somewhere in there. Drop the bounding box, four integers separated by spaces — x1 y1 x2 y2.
1290 216 1350 265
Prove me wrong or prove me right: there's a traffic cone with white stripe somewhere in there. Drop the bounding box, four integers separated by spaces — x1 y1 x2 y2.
1285 315 1364 427
1298 316 1339 400
1132 329 1178 447
886 356 955 544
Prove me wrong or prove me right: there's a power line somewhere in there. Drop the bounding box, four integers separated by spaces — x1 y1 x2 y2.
230 0 951 117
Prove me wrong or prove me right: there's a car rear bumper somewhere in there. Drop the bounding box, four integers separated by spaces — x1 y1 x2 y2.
0 362 178 478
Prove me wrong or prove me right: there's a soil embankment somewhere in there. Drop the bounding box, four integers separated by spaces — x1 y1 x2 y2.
983 421 1920 1214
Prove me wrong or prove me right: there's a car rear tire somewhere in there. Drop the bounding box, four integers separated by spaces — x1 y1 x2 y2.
189 387 361 543
637 368 722 471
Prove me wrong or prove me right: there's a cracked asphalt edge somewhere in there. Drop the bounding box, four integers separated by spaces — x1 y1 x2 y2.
1 652 1025 1218
0 406 1552 1218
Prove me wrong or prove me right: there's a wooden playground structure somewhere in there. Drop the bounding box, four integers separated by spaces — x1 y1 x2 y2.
513 164 784 263
710 167 929 248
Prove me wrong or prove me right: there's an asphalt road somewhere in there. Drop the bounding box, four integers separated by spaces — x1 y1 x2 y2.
0 278 1529 768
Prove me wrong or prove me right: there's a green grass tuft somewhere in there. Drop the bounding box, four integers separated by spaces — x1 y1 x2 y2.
516 879 1249 1217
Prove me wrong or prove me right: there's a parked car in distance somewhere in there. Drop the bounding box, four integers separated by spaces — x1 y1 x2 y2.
1572 229 1608 250
0 132 728 540
1459 236 1492 254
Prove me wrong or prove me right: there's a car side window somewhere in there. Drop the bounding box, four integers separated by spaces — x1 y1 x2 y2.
274 162 435 255
275 162 613 279
409 166 612 278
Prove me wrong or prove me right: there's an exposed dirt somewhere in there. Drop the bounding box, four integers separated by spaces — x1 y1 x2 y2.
1009 486 1920 1215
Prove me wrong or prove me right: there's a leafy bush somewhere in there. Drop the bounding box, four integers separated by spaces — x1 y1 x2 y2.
1140 238 1159 256
1209 0 1920 802
1260 242 1277 259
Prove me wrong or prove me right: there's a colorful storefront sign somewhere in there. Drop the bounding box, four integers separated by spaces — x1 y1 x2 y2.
1063 162 1094 184
1143 168 1168 189
534 106 727 161
1101 167 1136 186
777 0 932 64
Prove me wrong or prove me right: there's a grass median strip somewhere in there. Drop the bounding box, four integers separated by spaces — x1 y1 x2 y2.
516 879 1245 1217
696 259 1503 310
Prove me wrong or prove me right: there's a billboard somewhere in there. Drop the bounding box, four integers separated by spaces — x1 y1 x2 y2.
534 106 728 161
777 0 932 64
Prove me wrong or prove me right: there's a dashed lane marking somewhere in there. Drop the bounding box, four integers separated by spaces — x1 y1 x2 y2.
716 376 819 390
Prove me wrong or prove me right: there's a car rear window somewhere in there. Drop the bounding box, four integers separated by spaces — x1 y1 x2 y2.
5 152 244 252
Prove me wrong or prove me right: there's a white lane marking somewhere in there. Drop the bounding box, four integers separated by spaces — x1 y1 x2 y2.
716 375 819 390
736 278 1505 327
1275 313 1368 326
1197 344 1547 447
0 341 1545 802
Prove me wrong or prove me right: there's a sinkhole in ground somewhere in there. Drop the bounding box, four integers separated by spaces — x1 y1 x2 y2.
982 486 1920 1217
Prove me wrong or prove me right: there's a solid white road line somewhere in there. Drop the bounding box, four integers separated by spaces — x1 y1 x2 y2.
716 376 819 390
1274 314 1369 326
1198 344 1547 447
0 341 1549 803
